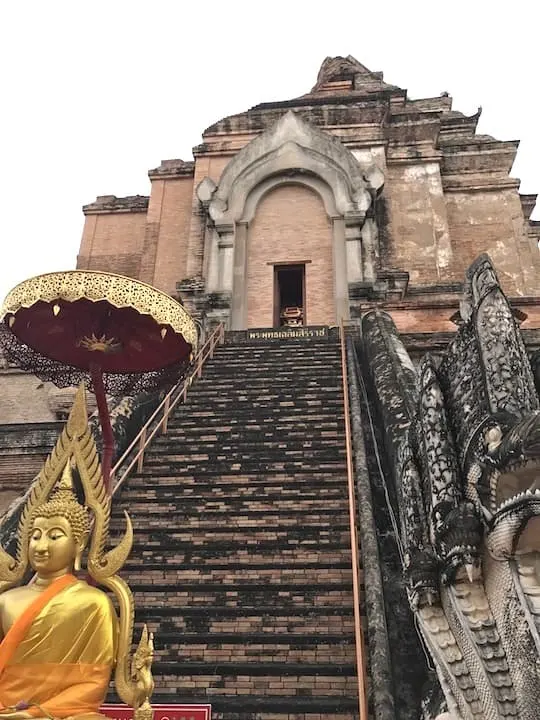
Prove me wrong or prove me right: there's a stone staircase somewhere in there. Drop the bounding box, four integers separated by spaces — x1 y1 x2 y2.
111 330 359 719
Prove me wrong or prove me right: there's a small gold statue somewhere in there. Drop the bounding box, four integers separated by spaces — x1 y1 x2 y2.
0 386 154 720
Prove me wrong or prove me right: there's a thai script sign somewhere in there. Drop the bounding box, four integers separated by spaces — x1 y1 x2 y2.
101 704 212 720
247 326 328 340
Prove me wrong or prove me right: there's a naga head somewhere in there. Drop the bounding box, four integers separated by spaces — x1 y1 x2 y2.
464 412 540 559
434 501 483 584
404 547 440 610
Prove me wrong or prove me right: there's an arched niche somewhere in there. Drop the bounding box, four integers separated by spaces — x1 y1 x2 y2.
197 110 382 329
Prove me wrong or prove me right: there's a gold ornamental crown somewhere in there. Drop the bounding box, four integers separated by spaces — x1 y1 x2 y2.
29 460 91 545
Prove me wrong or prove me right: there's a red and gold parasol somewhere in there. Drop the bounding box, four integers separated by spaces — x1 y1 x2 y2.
0 270 197 486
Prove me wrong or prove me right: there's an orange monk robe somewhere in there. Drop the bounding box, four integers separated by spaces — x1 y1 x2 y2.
0 577 117 718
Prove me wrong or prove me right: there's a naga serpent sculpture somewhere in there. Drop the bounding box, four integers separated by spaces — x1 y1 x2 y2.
362 254 540 719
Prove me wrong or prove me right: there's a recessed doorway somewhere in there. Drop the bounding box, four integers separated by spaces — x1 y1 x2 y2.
274 264 305 327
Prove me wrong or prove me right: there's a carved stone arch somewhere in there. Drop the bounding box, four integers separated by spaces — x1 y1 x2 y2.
206 110 373 227
197 110 383 329
242 173 340 224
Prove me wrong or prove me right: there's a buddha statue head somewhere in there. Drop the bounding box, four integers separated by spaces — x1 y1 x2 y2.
28 461 90 577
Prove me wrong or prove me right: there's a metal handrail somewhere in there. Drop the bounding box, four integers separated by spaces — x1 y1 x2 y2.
110 322 225 495
339 318 368 720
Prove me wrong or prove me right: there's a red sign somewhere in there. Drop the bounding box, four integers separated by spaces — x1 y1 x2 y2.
101 704 211 720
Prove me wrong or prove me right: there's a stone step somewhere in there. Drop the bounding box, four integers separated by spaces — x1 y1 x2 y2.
112 512 349 529
207 359 342 366
143 451 346 466
156 426 343 440
211 346 340 357
111 504 348 520
199 370 341 380
149 438 345 452
137 604 354 619
216 340 340 349
166 407 344 419
130 585 354 609
155 640 354 665
186 385 343 396
117 487 346 502
195 374 341 385
167 412 344 423
197 353 340 362
114 489 348 505
113 513 349 533
124 538 352 558
151 664 358 696
140 460 345 473
163 418 345 431
124 566 353 585
147 441 345 454
117 690 358 717
122 471 347 487
182 396 344 407
153 611 354 634
116 508 348 525
124 548 351 567
122 517 350 537
156 420 344 432
119 493 347 511
173 402 344 412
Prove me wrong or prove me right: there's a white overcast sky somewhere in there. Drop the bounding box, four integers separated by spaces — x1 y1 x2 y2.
0 0 538 302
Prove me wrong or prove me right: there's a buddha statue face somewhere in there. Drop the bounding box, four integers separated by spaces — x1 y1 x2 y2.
28 482 90 578
29 515 80 576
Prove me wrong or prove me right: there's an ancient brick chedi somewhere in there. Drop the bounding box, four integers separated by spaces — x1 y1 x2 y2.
77 55 540 334
1 55 540 720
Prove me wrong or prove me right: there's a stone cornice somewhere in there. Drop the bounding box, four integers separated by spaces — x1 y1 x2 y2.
148 159 195 179
386 112 442 145
406 96 453 113
386 144 442 164
439 109 481 137
439 137 519 176
203 103 389 138
250 88 406 111
82 194 149 215
357 293 540 313
442 176 521 192
521 194 538 220
529 221 540 244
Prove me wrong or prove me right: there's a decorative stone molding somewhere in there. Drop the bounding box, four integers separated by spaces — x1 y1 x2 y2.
196 110 385 329
175 276 228 332
148 159 195 180
82 195 149 214
202 110 374 228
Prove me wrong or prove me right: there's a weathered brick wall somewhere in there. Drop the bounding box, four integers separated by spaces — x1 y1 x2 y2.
0 370 55 423
77 211 146 278
383 162 454 285
445 189 540 295
147 177 194 294
0 422 61 514
246 185 334 328
382 160 539 298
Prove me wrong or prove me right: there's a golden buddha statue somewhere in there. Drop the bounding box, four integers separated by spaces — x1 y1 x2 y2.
0 386 154 720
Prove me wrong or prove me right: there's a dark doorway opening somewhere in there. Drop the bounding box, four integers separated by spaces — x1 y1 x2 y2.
274 264 305 327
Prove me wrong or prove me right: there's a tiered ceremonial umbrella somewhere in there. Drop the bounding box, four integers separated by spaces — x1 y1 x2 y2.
0 270 197 487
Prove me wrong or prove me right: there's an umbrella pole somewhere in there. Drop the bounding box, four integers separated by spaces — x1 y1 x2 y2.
90 363 113 490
